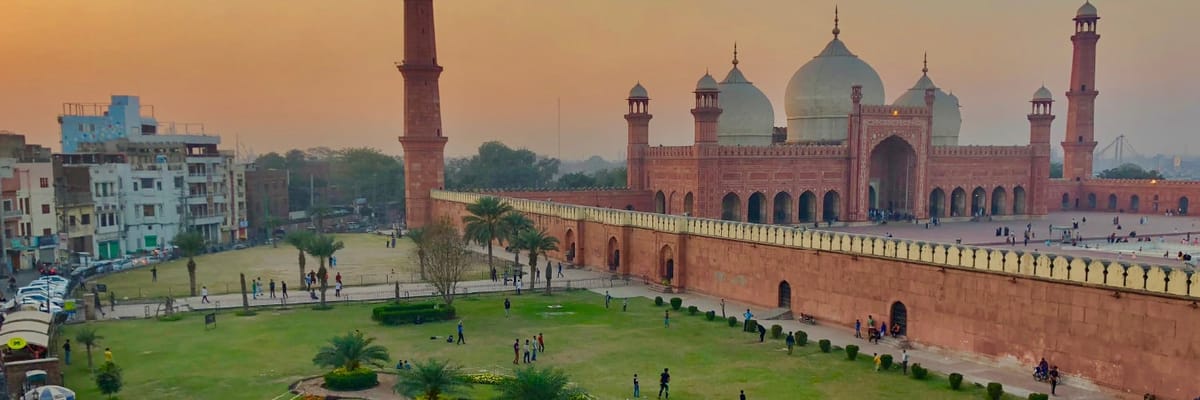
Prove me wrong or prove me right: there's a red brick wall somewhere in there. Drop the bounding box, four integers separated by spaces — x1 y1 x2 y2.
467 190 653 213
1049 178 1197 215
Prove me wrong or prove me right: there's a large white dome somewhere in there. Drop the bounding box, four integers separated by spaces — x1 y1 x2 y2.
784 38 885 143
717 61 774 146
892 70 961 146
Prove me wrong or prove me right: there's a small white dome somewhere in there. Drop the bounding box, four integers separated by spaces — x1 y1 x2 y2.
892 68 961 146
1032 86 1054 101
629 82 648 99
717 64 774 146
785 38 885 142
696 73 719 91
1076 1 1097 17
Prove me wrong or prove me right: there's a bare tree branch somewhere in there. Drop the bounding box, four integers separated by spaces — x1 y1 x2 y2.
423 218 472 306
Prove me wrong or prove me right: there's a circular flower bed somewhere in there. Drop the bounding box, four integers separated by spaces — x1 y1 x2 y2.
324 367 379 391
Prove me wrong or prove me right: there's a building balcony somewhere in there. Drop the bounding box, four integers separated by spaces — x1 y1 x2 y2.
189 214 224 226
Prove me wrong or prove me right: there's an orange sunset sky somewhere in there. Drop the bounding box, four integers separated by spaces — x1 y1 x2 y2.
1 0 1197 160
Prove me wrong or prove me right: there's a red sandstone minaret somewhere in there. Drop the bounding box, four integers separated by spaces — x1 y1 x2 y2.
691 73 721 145
690 72 722 218
625 83 651 191
397 0 448 229
1061 1 1100 181
1029 86 1056 215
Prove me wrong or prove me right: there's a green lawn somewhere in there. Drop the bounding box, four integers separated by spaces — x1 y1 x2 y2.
61 291 1015 399
90 233 490 299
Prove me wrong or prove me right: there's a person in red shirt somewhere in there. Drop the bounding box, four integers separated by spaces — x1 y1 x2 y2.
512 339 520 365
537 333 545 352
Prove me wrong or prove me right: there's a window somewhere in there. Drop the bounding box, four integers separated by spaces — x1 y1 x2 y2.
143 205 156 217
156 181 162 190
41 204 49 214
141 178 154 190
81 214 91 225
39 178 48 188
69 216 76 226
175 177 183 188
42 228 51 236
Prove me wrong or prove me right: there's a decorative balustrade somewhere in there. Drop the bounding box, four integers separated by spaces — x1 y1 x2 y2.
931 145 1032 158
432 190 1199 299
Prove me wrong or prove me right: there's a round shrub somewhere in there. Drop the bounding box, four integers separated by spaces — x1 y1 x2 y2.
727 316 738 327
911 364 929 380
654 296 664 307
466 372 511 385
769 324 783 339
985 382 1003 400
742 319 759 333
880 354 894 370
1028 394 1049 400
948 372 964 390
669 297 683 310
845 344 859 360
818 339 831 353
705 310 716 321
687 305 699 315
324 367 378 391
795 331 808 346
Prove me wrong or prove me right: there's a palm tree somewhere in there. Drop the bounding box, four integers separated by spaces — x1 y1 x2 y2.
463 196 514 277
407 227 428 280
499 213 533 278
312 330 391 371
516 228 558 290
285 230 315 288
304 234 345 307
171 231 206 296
393 358 471 400
495 366 586 400
75 326 102 372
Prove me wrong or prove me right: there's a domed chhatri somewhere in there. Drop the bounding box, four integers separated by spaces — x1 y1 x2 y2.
892 53 961 146
629 82 649 99
1076 1 1097 17
784 8 885 143
696 73 719 91
717 44 774 146
1033 85 1054 101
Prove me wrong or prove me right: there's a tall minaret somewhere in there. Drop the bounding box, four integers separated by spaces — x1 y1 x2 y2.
691 72 721 145
625 83 651 191
1062 1 1100 181
1029 86 1056 215
398 0 448 229
691 72 722 218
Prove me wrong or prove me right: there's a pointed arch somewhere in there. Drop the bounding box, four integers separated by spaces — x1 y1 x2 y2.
1086 193 1097 209
683 192 694 216
991 187 1008 216
928 188 946 218
772 192 793 224
654 191 666 214
951 187 967 217
822 190 841 223
1012 186 1027 215
747 192 767 224
721 193 741 221
778 281 792 308
1107 193 1118 211
798 191 817 223
970 187 986 215
1061 193 1071 210
1130 195 1140 212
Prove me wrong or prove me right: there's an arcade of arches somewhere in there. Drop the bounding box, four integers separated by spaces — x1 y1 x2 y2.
1057 192 1190 215
714 185 1031 224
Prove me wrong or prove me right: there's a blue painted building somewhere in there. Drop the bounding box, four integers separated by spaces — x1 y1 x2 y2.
59 95 157 153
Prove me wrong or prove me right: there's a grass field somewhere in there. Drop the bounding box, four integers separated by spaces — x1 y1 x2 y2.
61 291 1018 399
90 233 492 299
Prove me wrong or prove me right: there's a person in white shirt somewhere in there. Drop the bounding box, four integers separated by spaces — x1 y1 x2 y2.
201 286 210 303
901 350 910 375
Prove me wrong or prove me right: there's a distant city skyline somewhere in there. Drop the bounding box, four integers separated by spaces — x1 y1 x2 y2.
2 0 1197 160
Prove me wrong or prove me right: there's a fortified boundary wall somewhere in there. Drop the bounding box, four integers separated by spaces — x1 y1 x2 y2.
432 190 1200 398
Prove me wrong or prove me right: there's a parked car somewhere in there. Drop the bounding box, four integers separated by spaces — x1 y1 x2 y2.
17 285 66 298
18 294 64 307
33 276 69 286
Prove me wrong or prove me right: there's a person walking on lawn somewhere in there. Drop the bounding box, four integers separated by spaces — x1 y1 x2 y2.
530 335 538 361
504 297 511 317
269 279 276 298
658 368 670 399
456 320 466 344
512 339 520 365
281 281 288 299
785 332 796 355
633 373 640 398
901 349 909 375
743 309 754 331
664 309 670 328
537 333 544 352
874 353 882 372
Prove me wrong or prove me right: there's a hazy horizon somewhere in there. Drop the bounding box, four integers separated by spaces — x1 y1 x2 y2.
2 0 1198 160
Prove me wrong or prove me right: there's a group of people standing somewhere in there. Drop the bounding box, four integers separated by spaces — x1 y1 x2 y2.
854 315 901 344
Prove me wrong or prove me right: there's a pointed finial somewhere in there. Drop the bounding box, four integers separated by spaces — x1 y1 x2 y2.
922 52 928 75
832 6 840 39
732 42 739 66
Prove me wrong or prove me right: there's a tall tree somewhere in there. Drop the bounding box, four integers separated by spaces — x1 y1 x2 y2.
171 231 206 296
304 234 344 308
393 359 471 400
285 230 315 287
407 228 428 280
75 326 102 372
312 330 391 371
423 218 472 306
255 152 287 170
334 147 405 206
95 361 123 399
463 196 514 277
500 213 533 278
515 229 558 292
495 366 586 400
446 141 560 189
1098 163 1164 179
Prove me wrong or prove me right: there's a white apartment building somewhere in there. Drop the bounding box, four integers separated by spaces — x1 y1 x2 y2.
123 158 183 253
14 162 58 265
89 161 129 260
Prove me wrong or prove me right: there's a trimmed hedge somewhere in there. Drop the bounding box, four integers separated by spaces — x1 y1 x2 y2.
687 305 699 315
770 324 783 339
705 310 716 321
948 373 963 390
654 296 664 307
1028 394 1049 400
795 330 808 346
371 302 455 326
324 367 378 391
669 297 683 310
727 316 738 327
845 345 859 360
880 354 894 370
911 364 929 380
743 319 759 333
818 339 831 353
985 382 1003 400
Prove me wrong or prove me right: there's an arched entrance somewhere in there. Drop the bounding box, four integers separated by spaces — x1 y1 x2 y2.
951 187 967 217
1061 193 1070 210
683 192 694 216
1130 195 1140 212
606 237 620 271
991 187 1008 216
778 281 791 308
1012 186 1027 215
868 185 878 210
798 191 817 223
747 192 767 224
654 191 666 214
970 187 986 216
928 188 946 218
721 193 742 221
1086 193 1097 209
1107 194 1118 211
772 192 792 224
564 229 576 263
1181 197 1190 215
822 191 841 223
668 191 677 214
868 136 918 213
659 245 675 285
890 301 908 336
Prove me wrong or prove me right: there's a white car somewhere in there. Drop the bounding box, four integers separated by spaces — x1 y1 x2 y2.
16 286 65 299
37 302 63 314
33 276 69 285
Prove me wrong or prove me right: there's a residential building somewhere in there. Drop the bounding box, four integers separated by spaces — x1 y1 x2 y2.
53 153 128 260
58 95 157 153
0 131 52 162
80 139 186 253
14 162 58 267
245 164 289 240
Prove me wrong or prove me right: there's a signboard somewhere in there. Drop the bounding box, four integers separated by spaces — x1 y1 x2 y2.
204 313 217 329
94 283 107 293
7 337 27 350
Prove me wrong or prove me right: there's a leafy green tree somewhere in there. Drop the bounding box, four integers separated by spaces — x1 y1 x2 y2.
312 330 391 370
393 359 471 400
95 361 123 398
446 141 559 189
463 197 514 277
171 231 206 296
515 228 559 293
333 147 405 207
1098 163 1164 179
500 213 533 276
590 167 627 187
75 326 102 372
285 230 315 288
255 152 287 170
495 366 586 400
304 235 345 307
556 172 596 189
